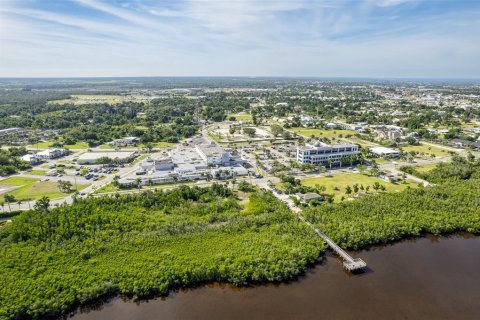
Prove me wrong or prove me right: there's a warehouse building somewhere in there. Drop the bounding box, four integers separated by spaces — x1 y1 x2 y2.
77 151 136 165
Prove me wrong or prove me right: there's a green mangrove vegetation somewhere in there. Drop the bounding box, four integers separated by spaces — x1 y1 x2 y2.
0 184 324 320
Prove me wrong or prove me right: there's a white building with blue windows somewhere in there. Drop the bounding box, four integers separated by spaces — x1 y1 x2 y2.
296 141 359 165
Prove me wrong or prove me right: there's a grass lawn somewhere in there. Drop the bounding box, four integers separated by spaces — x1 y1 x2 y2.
97 144 115 149
0 177 88 201
291 128 357 139
28 141 55 149
25 170 46 176
373 158 394 164
411 162 439 173
95 184 118 194
208 132 222 142
277 172 417 202
402 143 449 157
227 112 252 121
140 142 177 148
28 141 89 149
342 137 377 148
95 181 194 194
64 142 89 149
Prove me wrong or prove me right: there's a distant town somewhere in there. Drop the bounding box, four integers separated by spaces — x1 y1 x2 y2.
0 78 479 211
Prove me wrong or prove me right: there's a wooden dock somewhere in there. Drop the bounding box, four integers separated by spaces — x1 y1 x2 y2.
298 214 366 272
262 190 366 272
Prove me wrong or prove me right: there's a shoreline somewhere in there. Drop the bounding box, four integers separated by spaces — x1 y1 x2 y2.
63 231 478 320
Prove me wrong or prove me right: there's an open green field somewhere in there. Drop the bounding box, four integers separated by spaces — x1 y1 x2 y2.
291 128 357 139
402 143 450 157
97 144 115 150
28 140 89 149
0 177 88 201
411 162 439 173
373 157 394 164
49 94 150 105
146 141 177 148
64 142 90 149
341 137 377 148
25 170 46 176
227 112 252 121
289 172 417 202
27 141 55 149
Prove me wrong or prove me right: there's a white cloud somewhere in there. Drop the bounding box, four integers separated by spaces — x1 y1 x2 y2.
0 0 479 78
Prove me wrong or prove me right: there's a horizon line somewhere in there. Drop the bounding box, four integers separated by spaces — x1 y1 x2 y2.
1 75 480 81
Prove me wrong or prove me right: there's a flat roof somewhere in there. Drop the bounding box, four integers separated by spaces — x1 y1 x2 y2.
78 151 135 160
369 147 399 154
196 144 226 157
303 141 357 150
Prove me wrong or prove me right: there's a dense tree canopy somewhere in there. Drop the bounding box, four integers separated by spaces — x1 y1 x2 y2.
0 185 324 319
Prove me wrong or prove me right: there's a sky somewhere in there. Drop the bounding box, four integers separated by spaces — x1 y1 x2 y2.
0 0 479 78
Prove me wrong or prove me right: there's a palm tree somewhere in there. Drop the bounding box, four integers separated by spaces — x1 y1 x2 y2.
135 177 142 189
4 194 15 212
112 175 120 188
34 196 50 213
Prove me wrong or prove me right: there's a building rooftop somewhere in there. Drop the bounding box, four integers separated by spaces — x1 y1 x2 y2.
301 193 323 202
78 151 135 161
370 147 399 154
196 143 226 157
304 141 357 150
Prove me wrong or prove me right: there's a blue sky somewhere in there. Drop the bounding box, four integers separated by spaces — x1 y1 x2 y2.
0 0 479 78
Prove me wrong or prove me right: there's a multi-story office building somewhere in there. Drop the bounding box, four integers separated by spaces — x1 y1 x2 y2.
296 141 359 165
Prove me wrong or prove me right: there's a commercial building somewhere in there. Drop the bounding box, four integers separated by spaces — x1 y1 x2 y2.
296 141 359 165
195 143 232 166
36 148 68 160
110 137 139 147
21 154 42 165
139 157 174 173
369 147 400 158
325 122 339 129
77 151 136 165
128 142 248 187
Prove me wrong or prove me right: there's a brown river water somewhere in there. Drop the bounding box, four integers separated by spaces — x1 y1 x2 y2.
70 234 480 320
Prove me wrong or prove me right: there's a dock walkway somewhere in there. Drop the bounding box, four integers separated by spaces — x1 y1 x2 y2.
297 211 366 272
